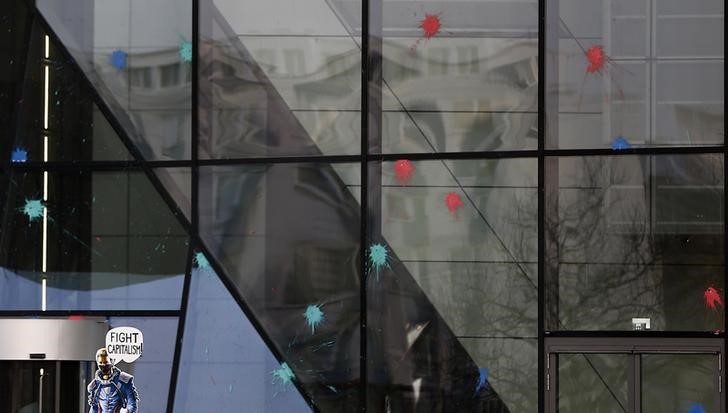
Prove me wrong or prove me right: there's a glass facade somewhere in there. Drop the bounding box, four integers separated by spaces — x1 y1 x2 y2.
0 0 724 412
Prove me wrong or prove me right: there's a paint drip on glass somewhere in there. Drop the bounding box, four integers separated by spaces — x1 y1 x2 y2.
271 362 295 387
110 49 127 70
611 136 631 150
474 367 489 396
303 304 325 334
11 147 27 162
368 243 390 279
179 40 193 63
410 13 442 52
394 159 415 186
704 286 723 311
444 192 464 216
194 251 210 269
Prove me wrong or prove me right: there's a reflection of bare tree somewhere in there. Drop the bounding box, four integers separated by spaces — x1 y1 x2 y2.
542 155 724 332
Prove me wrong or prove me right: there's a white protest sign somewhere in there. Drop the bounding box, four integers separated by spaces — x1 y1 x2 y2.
105 327 144 364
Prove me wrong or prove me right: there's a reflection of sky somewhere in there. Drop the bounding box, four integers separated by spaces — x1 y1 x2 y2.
0 267 183 310
175 268 311 412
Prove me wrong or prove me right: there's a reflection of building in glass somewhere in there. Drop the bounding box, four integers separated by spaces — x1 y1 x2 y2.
0 0 724 412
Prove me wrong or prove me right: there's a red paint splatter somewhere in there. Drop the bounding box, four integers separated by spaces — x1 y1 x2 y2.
420 14 441 39
394 160 415 186
411 13 442 52
585 45 607 74
444 192 464 215
704 286 723 311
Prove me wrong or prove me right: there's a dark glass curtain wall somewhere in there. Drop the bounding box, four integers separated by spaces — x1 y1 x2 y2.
0 0 724 412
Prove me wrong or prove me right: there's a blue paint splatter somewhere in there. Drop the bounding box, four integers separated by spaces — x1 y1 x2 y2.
611 136 631 150
179 40 192 62
271 362 295 387
368 243 390 279
685 403 707 413
110 49 127 70
11 148 27 162
474 368 489 395
303 304 324 334
22 199 44 222
194 252 210 269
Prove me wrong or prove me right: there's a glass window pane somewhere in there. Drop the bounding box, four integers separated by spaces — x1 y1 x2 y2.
201 0 361 158
199 163 360 409
0 169 187 310
642 354 717 413
153 168 192 221
368 159 537 411
379 1 538 154
547 154 725 331
558 353 630 413
174 258 311 412
35 0 192 160
546 0 724 148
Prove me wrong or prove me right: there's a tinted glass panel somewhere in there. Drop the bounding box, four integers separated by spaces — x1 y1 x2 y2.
642 354 717 413
379 0 538 154
174 255 311 412
153 167 192 221
546 0 724 148
368 159 537 411
557 353 629 413
200 0 361 158
0 13 132 162
546 154 725 331
0 169 187 310
35 0 192 160
199 163 360 410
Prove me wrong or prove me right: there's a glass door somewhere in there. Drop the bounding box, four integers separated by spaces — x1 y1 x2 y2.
546 338 725 413
0 361 56 413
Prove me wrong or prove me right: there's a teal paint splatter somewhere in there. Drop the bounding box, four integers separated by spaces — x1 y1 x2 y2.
312 339 336 352
303 304 324 334
368 243 390 279
179 40 193 62
271 362 295 387
22 199 44 222
194 252 210 269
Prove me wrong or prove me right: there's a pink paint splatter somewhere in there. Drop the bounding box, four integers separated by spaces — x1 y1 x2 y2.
444 192 464 215
704 286 723 311
411 13 442 52
394 160 415 186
